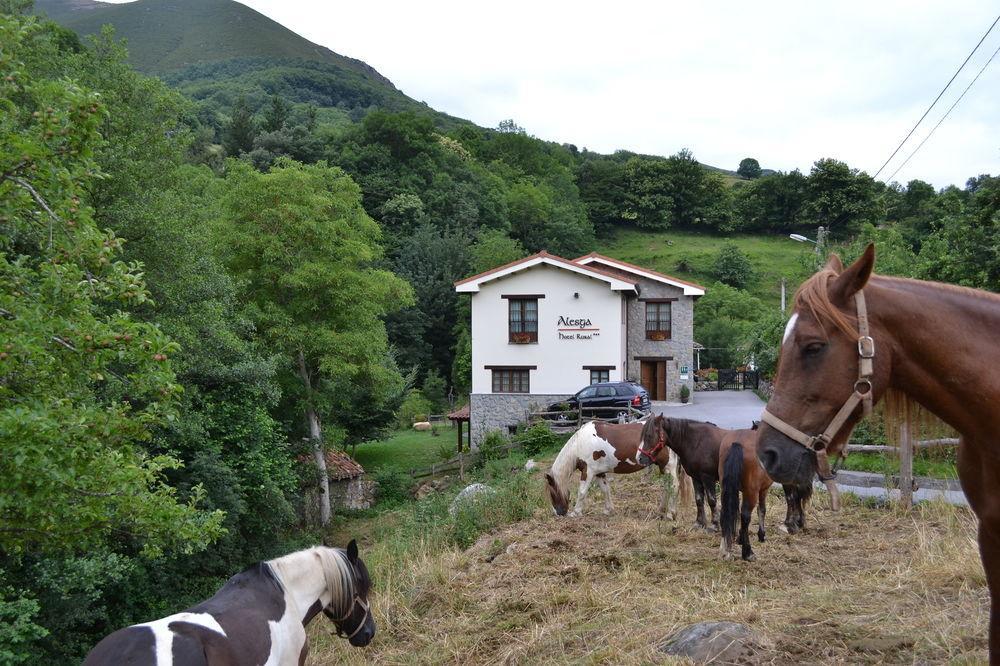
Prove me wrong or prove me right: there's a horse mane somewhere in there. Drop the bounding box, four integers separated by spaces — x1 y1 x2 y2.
793 266 858 339
549 423 589 497
267 546 355 615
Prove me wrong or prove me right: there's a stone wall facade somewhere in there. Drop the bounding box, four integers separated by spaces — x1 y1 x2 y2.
624 278 695 402
470 393 569 448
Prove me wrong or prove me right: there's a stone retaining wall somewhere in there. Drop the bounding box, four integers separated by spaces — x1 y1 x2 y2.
470 393 570 448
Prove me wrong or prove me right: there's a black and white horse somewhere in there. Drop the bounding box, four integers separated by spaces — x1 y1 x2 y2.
84 540 375 665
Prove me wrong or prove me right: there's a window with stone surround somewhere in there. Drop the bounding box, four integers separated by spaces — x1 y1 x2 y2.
645 301 672 340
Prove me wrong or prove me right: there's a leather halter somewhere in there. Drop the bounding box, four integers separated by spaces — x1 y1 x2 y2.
328 594 371 641
638 428 666 461
761 290 875 482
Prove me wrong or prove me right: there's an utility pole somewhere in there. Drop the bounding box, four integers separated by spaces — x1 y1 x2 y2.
780 278 786 313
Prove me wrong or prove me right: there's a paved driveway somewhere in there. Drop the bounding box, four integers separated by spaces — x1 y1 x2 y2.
653 390 765 430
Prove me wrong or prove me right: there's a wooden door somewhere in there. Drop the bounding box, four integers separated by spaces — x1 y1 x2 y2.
640 361 654 398
656 361 667 401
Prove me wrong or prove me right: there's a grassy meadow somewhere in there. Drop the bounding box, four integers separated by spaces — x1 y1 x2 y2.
313 453 985 665
352 427 462 474
596 228 816 307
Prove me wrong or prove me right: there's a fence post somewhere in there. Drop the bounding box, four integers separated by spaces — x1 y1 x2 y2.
899 418 913 510
459 452 465 481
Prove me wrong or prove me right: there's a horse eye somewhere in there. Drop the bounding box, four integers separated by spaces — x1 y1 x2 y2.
802 341 826 356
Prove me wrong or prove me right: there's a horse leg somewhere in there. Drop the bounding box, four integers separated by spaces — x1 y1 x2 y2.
956 437 1000 663
780 484 797 534
570 470 593 518
757 488 767 543
740 494 756 561
705 479 720 532
597 474 613 515
692 477 707 529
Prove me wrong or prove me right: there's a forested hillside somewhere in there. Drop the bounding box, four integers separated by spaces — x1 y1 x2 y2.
3 3 999 661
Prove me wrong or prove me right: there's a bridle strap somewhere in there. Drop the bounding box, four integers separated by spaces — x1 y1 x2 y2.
332 595 370 641
639 435 665 460
761 290 876 499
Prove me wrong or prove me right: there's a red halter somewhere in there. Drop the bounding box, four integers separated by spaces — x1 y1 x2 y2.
639 433 666 461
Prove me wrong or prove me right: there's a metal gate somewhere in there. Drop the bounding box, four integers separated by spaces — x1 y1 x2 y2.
717 369 759 391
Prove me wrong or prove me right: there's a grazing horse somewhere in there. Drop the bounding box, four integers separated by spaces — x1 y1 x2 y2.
639 415 809 536
84 541 374 665
544 420 690 518
718 431 772 561
756 244 1000 660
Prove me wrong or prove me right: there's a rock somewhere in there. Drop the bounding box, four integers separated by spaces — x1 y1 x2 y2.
524 459 538 471
658 621 759 664
413 421 431 431
449 483 495 516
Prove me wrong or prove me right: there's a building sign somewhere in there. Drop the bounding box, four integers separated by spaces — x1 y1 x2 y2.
557 315 600 340
680 365 690 380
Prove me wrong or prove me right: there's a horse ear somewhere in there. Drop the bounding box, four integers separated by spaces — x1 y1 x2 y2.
346 539 359 563
825 253 845 274
544 473 557 488
829 243 875 306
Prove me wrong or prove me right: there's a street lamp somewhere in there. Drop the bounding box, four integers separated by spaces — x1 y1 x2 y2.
788 233 815 244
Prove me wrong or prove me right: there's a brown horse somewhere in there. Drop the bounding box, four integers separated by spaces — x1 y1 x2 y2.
545 420 692 518
757 244 1000 659
639 415 810 537
718 430 772 561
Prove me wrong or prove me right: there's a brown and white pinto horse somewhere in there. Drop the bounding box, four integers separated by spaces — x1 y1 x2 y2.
84 541 374 665
545 420 691 518
757 244 1000 660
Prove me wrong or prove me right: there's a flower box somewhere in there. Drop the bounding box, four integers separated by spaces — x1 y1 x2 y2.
510 332 535 344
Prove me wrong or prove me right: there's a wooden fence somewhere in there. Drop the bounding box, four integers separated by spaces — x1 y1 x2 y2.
844 436 959 507
408 441 523 480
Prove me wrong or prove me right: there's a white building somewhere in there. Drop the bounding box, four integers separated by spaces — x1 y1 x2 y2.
455 251 705 445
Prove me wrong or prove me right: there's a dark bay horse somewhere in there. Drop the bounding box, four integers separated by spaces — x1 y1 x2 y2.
639 415 809 537
757 244 1000 660
84 541 374 665
545 420 692 518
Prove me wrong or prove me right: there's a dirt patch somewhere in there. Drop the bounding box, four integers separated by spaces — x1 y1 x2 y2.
310 468 987 664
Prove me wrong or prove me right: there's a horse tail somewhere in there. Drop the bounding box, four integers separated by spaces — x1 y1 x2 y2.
720 442 744 547
546 423 590 515
676 457 693 508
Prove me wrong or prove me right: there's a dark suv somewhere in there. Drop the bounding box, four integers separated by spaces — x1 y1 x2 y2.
547 381 651 419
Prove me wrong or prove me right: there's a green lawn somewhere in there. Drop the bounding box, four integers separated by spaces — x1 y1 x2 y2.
351 426 463 473
595 228 815 307
839 452 958 479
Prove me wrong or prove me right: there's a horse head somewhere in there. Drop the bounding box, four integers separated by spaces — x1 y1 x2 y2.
637 414 667 466
758 244 889 488
322 540 376 647
545 472 570 516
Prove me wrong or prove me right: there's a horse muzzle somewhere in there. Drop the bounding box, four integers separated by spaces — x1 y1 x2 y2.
757 426 816 488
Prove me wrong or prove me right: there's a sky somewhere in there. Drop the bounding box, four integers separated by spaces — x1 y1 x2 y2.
115 1 1000 188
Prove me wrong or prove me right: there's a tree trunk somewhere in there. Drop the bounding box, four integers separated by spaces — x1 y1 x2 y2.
298 351 330 526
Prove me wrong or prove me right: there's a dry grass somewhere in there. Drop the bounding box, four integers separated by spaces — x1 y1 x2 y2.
310 469 986 665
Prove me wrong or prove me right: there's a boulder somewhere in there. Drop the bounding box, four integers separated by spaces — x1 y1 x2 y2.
449 483 495 516
658 621 760 664
413 421 432 431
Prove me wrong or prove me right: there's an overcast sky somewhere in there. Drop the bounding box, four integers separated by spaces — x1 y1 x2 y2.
115 1 1000 187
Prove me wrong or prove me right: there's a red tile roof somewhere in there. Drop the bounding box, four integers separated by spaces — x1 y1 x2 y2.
447 404 470 421
323 449 365 481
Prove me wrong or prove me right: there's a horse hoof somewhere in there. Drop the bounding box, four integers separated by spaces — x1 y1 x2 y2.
758 533 766 543
743 553 757 562
778 524 789 534
721 552 734 561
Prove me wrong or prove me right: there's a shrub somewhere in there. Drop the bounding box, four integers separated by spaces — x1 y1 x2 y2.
373 468 412 507
512 422 560 457
436 441 455 461
447 472 536 548
712 243 755 289
397 389 434 428
421 370 448 413
478 430 509 462
679 384 690 403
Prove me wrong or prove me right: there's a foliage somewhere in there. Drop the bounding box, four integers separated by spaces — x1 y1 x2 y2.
397 389 433 428
421 370 448 413
0 13 224 556
0 584 47 665
737 157 762 179
712 243 755 289
478 430 510 462
223 94 255 155
511 422 560 457
373 468 412 508
679 384 690 402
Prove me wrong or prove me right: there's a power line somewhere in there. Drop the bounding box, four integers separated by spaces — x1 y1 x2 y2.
887 40 1000 183
873 12 1000 179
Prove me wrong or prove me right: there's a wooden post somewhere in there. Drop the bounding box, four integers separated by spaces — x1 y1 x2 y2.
459 452 465 480
899 418 914 509
455 420 462 453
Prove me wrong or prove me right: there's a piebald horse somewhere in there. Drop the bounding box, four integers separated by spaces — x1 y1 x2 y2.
757 244 1000 660
84 541 374 665
545 420 690 518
